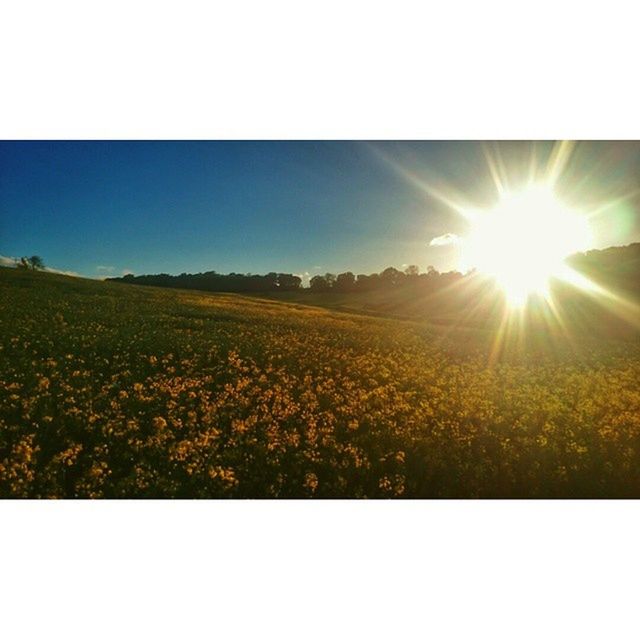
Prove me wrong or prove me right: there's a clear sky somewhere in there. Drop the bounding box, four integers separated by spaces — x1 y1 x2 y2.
1 141 639 281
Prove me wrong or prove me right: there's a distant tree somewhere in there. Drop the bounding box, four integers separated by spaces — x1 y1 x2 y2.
335 271 356 292
265 272 279 289
107 260 488 300
310 275 330 292
29 255 45 270
356 272 381 291
15 256 45 270
380 266 404 287
355 274 370 290
277 273 302 291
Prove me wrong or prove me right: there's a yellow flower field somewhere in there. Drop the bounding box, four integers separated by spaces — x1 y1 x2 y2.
2 267 640 498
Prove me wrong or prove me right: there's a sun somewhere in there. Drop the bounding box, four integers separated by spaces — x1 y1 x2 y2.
460 184 593 306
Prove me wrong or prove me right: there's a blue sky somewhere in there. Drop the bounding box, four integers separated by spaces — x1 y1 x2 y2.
1 141 639 280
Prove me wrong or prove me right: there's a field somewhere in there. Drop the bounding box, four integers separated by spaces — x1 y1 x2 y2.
2 266 640 498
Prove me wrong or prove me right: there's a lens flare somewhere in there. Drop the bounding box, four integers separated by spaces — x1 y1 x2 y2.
460 184 593 306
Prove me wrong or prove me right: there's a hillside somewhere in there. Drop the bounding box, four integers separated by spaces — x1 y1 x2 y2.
2 266 640 498
107 243 640 332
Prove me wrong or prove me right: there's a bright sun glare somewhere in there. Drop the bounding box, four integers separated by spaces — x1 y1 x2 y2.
461 184 593 306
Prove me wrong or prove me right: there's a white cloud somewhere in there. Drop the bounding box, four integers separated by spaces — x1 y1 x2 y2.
0 254 17 267
44 266 80 277
294 271 312 285
429 233 460 247
96 267 132 279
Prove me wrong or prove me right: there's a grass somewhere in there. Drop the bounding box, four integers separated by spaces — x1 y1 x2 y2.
2 266 640 498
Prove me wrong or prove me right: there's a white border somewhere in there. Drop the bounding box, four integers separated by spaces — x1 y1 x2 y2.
1 0 640 139
1 500 639 639
2 1 640 637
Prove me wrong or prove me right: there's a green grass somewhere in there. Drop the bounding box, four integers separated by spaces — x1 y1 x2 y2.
2 266 640 498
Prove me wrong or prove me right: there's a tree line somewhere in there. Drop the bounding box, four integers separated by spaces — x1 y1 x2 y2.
108 264 466 295
308 265 464 293
109 270 304 293
12 243 640 299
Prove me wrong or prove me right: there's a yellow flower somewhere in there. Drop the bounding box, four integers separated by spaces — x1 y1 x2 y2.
152 416 167 430
304 472 319 493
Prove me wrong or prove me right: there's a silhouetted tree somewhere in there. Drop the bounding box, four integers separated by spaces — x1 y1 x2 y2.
404 265 420 277
29 255 45 270
335 272 356 292
381 266 404 287
109 261 482 300
264 272 279 289
15 256 45 270
310 275 330 292
355 273 381 291
277 273 302 291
